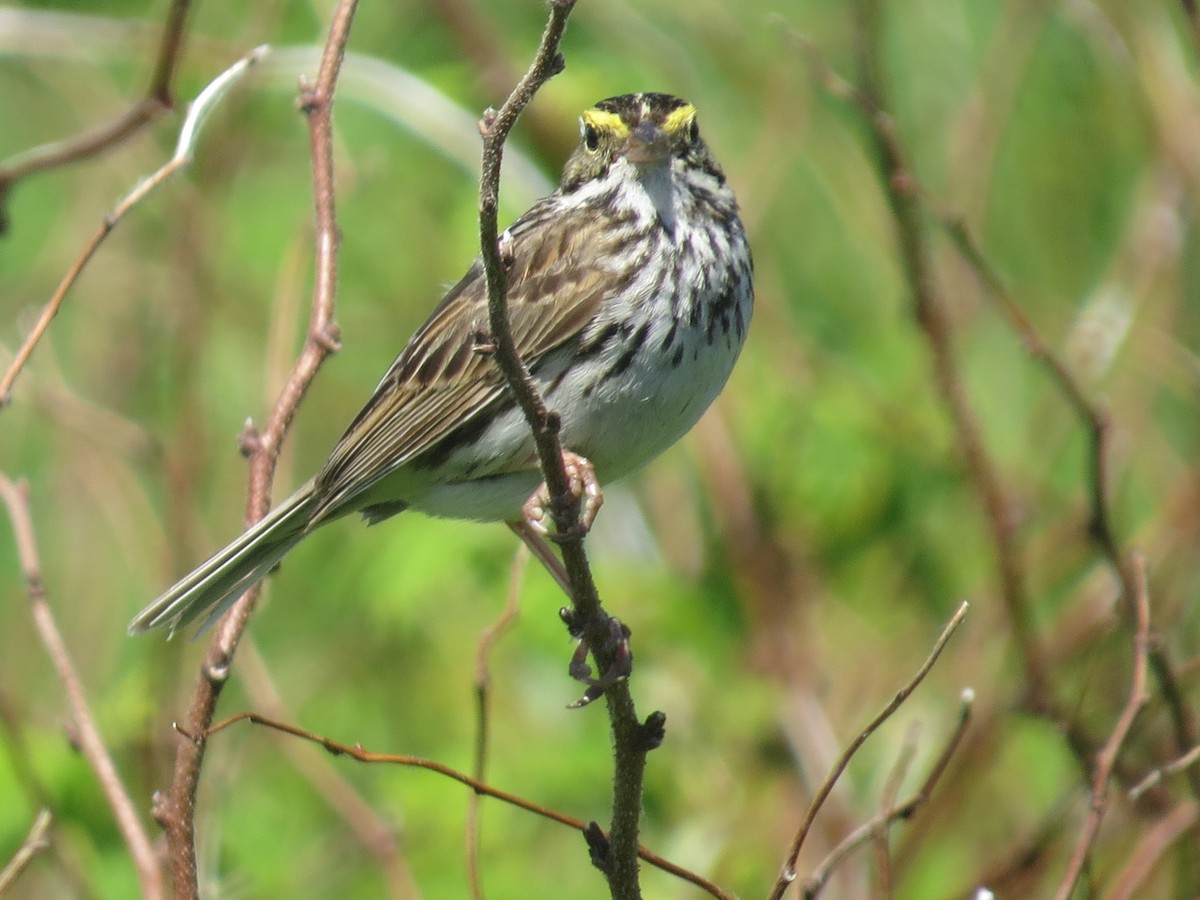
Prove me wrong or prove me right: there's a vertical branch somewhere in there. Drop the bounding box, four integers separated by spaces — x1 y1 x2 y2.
160 3 359 897
1054 555 1151 900
0 477 165 899
851 0 1051 698
467 545 526 898
474 4 656 897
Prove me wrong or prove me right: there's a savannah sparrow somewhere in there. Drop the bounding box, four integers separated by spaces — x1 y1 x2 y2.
129 92 754 637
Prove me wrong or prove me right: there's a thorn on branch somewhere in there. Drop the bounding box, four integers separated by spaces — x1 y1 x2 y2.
583 821 610 872
313 321 343 352
238 419 261 457
296 76 320 114
478 107 499 136
637 712 667 752
151 791 170 828
172 722 201 745
497 230 516 269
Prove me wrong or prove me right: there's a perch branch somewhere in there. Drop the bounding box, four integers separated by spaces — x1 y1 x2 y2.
474 4 656 898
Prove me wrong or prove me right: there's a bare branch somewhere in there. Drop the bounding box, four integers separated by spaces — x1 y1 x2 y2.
802 689 974 899
939 217 1200 797
0 0 195 233
0 809 53 895
1130 744 1200 802
0 44 268 406
194 711 734 900
1104 800 1199 900
159 5 358 897
0 477 164 898
473 4 659 898
1055 554 1151 900
468 543 527 899
768 601 970 900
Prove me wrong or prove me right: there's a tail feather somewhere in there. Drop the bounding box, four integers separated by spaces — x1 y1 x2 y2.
129 482 319 638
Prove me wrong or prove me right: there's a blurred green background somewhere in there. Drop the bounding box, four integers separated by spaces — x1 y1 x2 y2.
2 0 1200 897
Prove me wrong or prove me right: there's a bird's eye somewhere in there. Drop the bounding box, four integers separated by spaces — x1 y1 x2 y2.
583 123 601 153
688 118 700 143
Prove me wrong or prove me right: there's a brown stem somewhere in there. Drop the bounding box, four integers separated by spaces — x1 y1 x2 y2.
853 0 1049 699
801 691 973 899
1054 555 1152 900
768 602 970 900
0 45 268 406
474 4 653 898
198 712 734 899
0 0 195 234
0 477 165 898
159 4 358 897
467 544 526 899
0 809 53 894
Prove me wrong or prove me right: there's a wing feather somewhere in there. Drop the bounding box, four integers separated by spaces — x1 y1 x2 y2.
310 198 615 520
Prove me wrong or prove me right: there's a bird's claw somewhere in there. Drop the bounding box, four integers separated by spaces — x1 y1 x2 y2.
563 614 633 708
522 450 603 540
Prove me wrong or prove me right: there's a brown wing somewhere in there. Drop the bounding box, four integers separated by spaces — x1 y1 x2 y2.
309 196 612 519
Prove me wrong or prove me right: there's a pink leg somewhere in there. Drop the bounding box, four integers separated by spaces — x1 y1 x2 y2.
521 450 603 539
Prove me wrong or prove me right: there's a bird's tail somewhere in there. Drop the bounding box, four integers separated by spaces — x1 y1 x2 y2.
129 481 319 638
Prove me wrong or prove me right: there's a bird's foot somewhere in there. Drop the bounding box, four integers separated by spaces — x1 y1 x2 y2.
560 608 632 708
522 450 603 541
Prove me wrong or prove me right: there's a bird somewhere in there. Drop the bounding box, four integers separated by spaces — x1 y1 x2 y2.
129 91 754 637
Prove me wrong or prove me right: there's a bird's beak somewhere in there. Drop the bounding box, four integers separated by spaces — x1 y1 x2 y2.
623 122 670 165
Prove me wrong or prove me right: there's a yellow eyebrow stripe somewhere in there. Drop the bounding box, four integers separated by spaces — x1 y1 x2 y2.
582 109 630 138
663 103 697 134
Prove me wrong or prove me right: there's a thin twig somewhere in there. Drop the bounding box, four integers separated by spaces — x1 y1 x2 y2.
802 689 974 899
768 601 970 900
1055 554 1152 900
1103 800 1199 900
1130 744 1200 802
0 477 164 899
467 543 527 899
0 44 268 407
0 0 195 234
160 6 357 897
871 722 920 898
474 5 654 898
0 809 53 895
193 711 734 900
852 0 1050 699
941 218 1200 798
